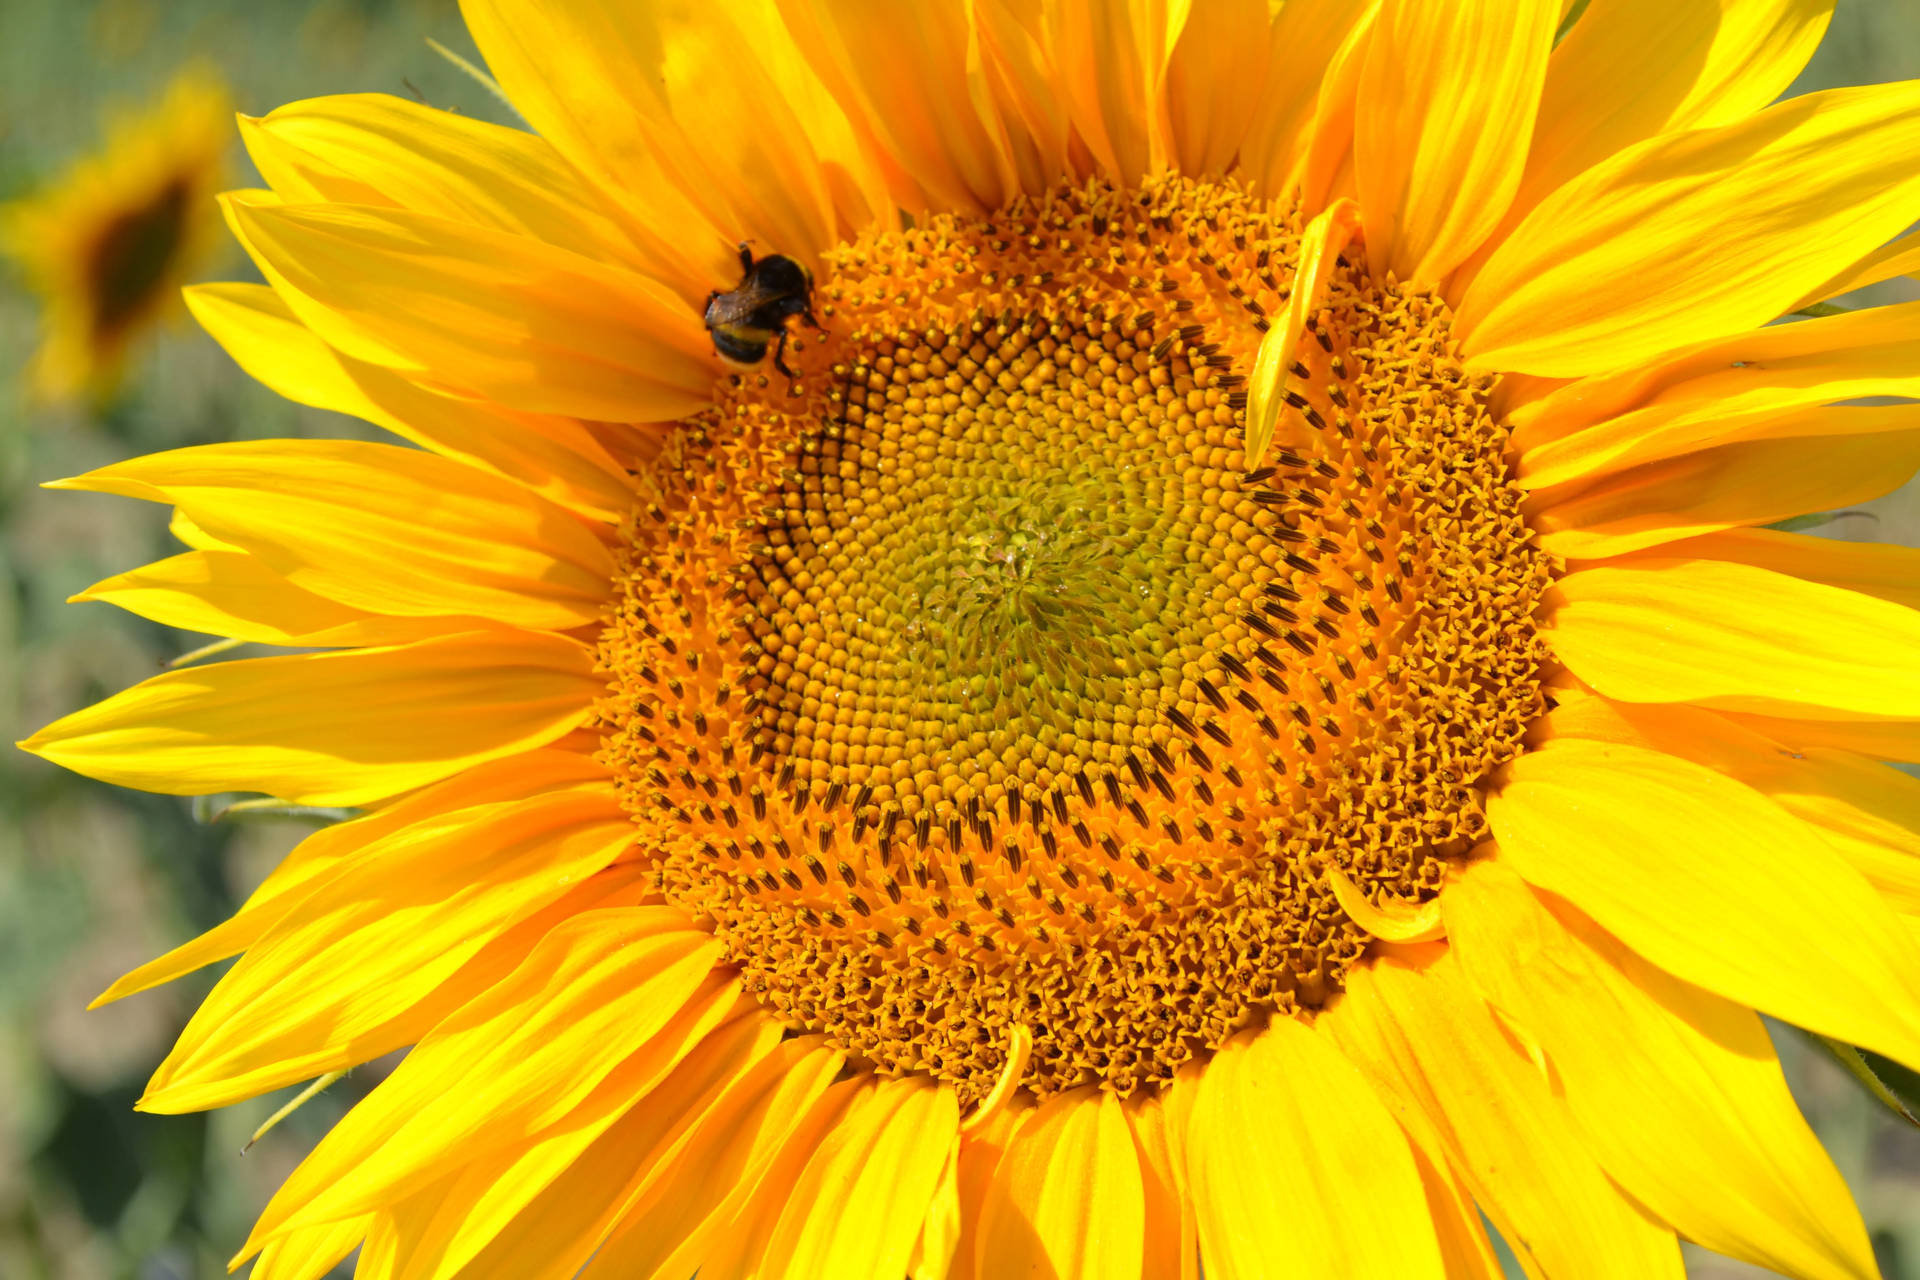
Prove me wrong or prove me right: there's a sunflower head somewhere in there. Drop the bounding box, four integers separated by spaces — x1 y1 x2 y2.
3 65 230 404
18 3 1920 1279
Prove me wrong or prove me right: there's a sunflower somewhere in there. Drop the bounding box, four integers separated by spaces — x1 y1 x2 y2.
3 65 230 403
20 1 1920 1276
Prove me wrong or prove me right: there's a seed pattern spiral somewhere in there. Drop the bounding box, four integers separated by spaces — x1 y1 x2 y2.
597 176 1552 1104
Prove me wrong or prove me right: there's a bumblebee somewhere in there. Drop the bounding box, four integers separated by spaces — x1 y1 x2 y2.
703 244 821 378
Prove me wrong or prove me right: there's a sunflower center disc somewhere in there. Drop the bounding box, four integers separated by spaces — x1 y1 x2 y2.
598 176 1552 1105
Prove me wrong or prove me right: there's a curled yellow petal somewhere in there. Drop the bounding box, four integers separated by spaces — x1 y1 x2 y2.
961 1023 1033 1136
1245 197 1359 467
1325 864 1445 943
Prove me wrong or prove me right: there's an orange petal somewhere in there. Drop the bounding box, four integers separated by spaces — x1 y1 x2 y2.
1237 0 1375 200
459 0 887 276
1128 1089 1198 1280
1618 527 1920 615
1355 0 1559 284
1796 228 1920 309
1163 0 1271 178
1039 0 1187 183
73 550 470 648
533 1038 847 1280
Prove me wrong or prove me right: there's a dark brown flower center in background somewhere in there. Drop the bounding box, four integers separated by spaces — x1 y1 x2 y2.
85 176 190 339
598 177 1551 1105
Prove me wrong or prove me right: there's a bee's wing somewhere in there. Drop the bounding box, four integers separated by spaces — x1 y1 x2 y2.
705 281 780 326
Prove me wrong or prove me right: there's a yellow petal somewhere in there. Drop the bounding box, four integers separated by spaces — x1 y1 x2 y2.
782 1 1023 214
20 629 597 806
1128 1091 1198 1280
1530 416 1920 558
140 791 642 1111
352 1215 402 1280
962 1024 1034 1136
692 1078 873 1280
1445 859 1877 1280
1324 951 1686 1279
186 283 635 521
91 748 608 1008
54 439 615 629
1164 0 1270 177
946 1096 1038 1280
760 1076 960 1279
238 93 654 273
1517 335 1920 491
1040 0 1188 184
1510 299 1920 450
249 909 727 1244
74 550 467 647
248 1217 368 1280
1355 0 1559 283
1636 528 1920 614
459 0 884 277
1498 0 1833 247
974 0 1080 191
1720 712 1920 764
1245 197 1360 468
1295 5 1379 212
370 1006 777 1280
909 1137 964 1280
1188 1020 1446 1280
1796 228 1920 309
224 198 714 422
1459 82 1920 376
458 1036 844 1280
1237 0 1374 199
977 1086 1145 1280
1536 689 1920 916
1764 749 1920 913
1489 737 1920 1068
1546 559 1920 720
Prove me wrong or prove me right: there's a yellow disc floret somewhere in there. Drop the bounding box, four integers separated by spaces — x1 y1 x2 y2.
597 176 1551 1105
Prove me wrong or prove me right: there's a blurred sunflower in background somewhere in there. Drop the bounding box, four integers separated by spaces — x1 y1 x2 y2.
2 65 229 405
17 0 1920 1276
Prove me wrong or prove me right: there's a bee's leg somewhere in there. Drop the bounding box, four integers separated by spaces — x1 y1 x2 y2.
736 242 755 273
772 327 799 381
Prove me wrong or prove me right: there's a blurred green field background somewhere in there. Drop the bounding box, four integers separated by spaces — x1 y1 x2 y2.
1 1 1917 1277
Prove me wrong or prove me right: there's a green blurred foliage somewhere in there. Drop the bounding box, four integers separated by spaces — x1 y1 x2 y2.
0 1 1917 1278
